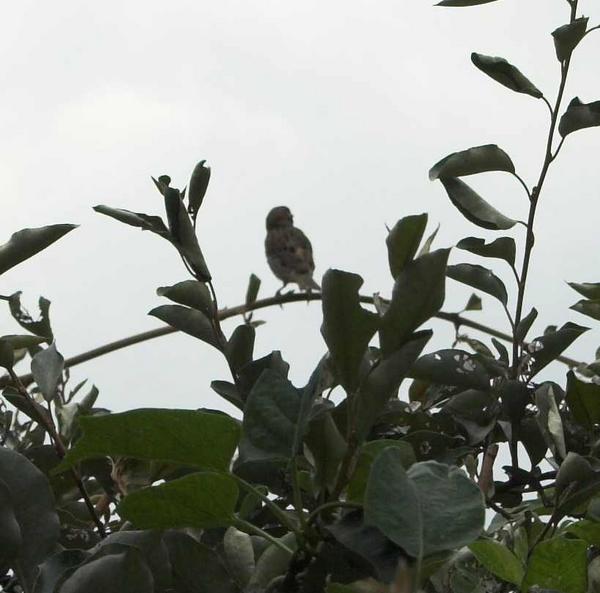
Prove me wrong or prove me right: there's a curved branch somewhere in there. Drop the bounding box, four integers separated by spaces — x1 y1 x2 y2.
0 291 582 390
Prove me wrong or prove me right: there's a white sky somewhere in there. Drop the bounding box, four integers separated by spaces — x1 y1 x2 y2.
1 0 599 419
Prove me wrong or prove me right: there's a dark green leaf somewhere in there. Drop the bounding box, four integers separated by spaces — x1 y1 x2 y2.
31 343 64 402
552 18 589 62
429 144 514 180
120 472 238 529
247 533 296 589
447 263 508 305
8 292 53 340
239 369 301 462
0 224 77 277
411 349 491 390
522 537 587 593
0 480 22 565
226 325 255 373
156 280 214 316
556 452 595 498
465 293 483 311
566 371 600 429
568 281 600 300
417 223 440 257
456 236 516 266
571 299 600 321
33 550 89 593
321 269 379 391
469 539 524 586
223 526 255 588
559 97 600 138
492 338 509 363
516 307 538 343
187 160 211 220
380 249 450 355
529 322 588 377
0 448 60 590
471 53 542 98
436 0 499 6
438 177 516 230
93 205 170 237
245 273 261 306
535 383 567 460
149 304 220 349
445 389 498 444
211 380 244 411
385 214 428 278
56 409 240 472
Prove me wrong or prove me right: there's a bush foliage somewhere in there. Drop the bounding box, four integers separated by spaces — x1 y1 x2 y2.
1 1 600 592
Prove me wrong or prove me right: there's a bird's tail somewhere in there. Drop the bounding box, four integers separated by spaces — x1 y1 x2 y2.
300 276 320 292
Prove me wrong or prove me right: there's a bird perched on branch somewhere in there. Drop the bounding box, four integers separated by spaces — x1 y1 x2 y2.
265 206 320 295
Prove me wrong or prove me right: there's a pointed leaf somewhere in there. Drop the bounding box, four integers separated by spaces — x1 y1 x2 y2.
0 224 77 277
552 18 589 62
566 371 600 429
321 270 379 391
156 280 214 316
245 273 261 306
380 249 450 355
571 299 600 321
465 293 483 311
516 307 538 343
436 0 499 6
469 540 524 586
31 343 64 403
187 160 211 220
535 383 567 460
149 304 220 349
226 325 255 373
559 97 600 137
429 144 514 180
417 223 440 257
529 322 588 377
457 236 515 266
439 177 516 230
93 205 170 237
569 282 600 300
447 263 507 305
471 53 542 98
8 292 53 340
386 214 428 278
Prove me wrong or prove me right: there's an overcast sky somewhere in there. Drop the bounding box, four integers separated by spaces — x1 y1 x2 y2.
1 0 599 420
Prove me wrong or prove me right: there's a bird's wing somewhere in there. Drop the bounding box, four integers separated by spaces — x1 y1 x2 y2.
266 227 315 276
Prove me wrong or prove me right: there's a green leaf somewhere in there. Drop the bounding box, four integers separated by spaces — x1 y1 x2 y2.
535 383 567 460
385 214 428 278
247 533 296 589
8 292 53 340
34 549 89 593
56 409 240 472
93 205 170 237
364 450 484 557
347 440 416 503
556 452 595 498
571 299 600 321
438 177 516 230
245 273 261 306
436 0 499 6
156 280 214 316
0 480 22 565
471 53 542 98
119 472 237 529
149 304 221 349
552 17 589 62
469 539 524 586
417 224 440 257
569 281 600 300
31 342 64 403
559 97 600 138
226 325 255 374
321 269 379 391
515 307 538 343
380 249 450 355
239 369 301 462
223 526 255 588
529 322 588 377
566 370 600 429
0 224 77 277
411 349 491 390
0 448 60 590
447 263 508 305
522 537 587 593
429 144 514 180
465 293 483 311
187 160 211 220
456 236 515 266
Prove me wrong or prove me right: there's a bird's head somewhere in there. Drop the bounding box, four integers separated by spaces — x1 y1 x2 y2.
266 206 293 230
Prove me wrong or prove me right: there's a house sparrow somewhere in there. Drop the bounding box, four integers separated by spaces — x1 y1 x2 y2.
265 206 320 294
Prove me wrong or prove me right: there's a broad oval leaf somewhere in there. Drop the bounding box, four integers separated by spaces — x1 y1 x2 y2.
187 160 211 220
566 370 600 429
31 342 64 403
439 177 516 230
386 214 428 278
0 480 22 564
469 539 524 586
119 472 238 529
457 236 515 266
321 269 379 391
411 349 491 390
56 408 240 472
552 18 589 62
471 53 542 99
447 263 508 305
0 224 77 277
156 280 214 316
429 144 514 180
559 97 600 138
149 304 221 349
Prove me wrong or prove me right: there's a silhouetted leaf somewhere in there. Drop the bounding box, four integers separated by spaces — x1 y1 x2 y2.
552 18 589 62
471 53 542 98
571 299 600 321
429 144 514 180
386 214 428 278
156 280 214 316
56 409 240 472
119 472 237 529
469 539 524 586
380 249 450 355
535 383 567 460
321 270 379 391
457 236 516 266
8 292 53 340
411 349 491 390
529 322 588 377
516 307 538 343
436 0 499 6
465 293 483 311
93 205 170 237
31 342 64 403
149 304 220 349
33 549 89 593
566 371 600 429
447 263 508 305
0 480 22 566
559 97 600 137
187 160 211 220
569 281 600 300
438 177 516 230
245 273 261 306
226 325 255 373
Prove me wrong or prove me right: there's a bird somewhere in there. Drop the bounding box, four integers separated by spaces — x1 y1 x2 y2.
265 206 320 295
